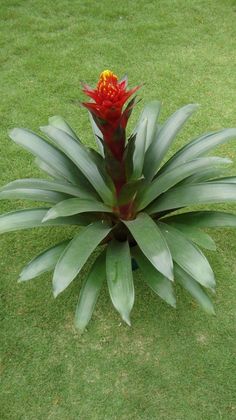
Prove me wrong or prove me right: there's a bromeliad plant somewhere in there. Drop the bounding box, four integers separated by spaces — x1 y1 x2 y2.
1 70 236 331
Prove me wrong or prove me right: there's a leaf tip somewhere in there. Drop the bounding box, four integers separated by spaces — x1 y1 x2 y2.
8 128 18 140
42 211 55 223
39 125 48 134
122 314 131 326
53 288 60 298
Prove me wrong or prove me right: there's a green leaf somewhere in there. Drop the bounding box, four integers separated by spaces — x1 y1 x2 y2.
9 128 81 184
143 104 198 180
35 156 98 200
130 118 147 180
147 183 236 214
160 128 236 173
132 247 176 307
166 222 216 250
179 167 228 185
0 188 69 204
75 251 106 332
123 213 173 281
207 176 236 183
89 113 104 156
158 222 215 289
19 240 70 281
0 178 90 199
118 178 144 206
137 157 231 210
106 240 134 325
53 221 111 297
0 208 91 234
34 157 65 180
43 198 112 221
48 115 79 141
174 265 215 315
163 211 236 228
133 101 161 150
40 125 114 205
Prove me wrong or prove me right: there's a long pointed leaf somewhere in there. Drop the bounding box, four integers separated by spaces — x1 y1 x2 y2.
9 128 80 184
179 167 228 185
166 222 216 250
133 100 161 150
132 247 176 307
0 178 89 199
160 128 236 173
40 125 114 204
0 188 68 203
207 176 236 183
130 118 147 180
143 104 198 180
162 211 236 228
43 198 112 221
19 240 70 281
48 115 79 140
123 213 173 281
137 157 231 210
75 251 106 332
175 264 215 314
106 240 134 325
89 113 104 156
53 221 111 297
158 222 215 289
147 183 236 214
0 208 90 234
34 157 65 180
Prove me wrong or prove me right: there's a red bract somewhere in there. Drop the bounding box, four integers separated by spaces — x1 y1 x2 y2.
83 70 139 125
83 70 140 161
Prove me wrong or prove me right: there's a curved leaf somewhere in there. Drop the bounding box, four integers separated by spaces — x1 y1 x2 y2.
0 188 68 203
0 178 87 199
147 183 236 214
160 128 236 173
133 100 161 150
162 211 236 228
9 128 80 184
175 264 215 314
48 115 79 141
106 240 134 325
43 198 112 221
132 247 176 307
207 176 236 183
123 213 173 281
40 125 114 205
0 208 90 234
126 118 147 180
143 104 198 180
166 222 216 250
179 167 228 185
19 240 70 281
53 221 111 297
75 250 106 332
89 113 104 156
158 222 215 289
137 157 231 210
34 157 65 180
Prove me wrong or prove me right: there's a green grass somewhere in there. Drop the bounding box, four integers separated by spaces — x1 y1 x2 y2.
1 0 236 418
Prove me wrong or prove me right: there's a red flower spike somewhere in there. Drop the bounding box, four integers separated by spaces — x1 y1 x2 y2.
83 70 140 128
83 70 140 218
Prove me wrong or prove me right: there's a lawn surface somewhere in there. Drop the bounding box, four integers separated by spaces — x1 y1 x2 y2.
1 1 236 419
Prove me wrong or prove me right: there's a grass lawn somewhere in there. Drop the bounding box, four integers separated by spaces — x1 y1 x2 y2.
1 0 236 418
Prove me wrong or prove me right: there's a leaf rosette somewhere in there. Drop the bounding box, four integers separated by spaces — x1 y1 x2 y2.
1 70 236 331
